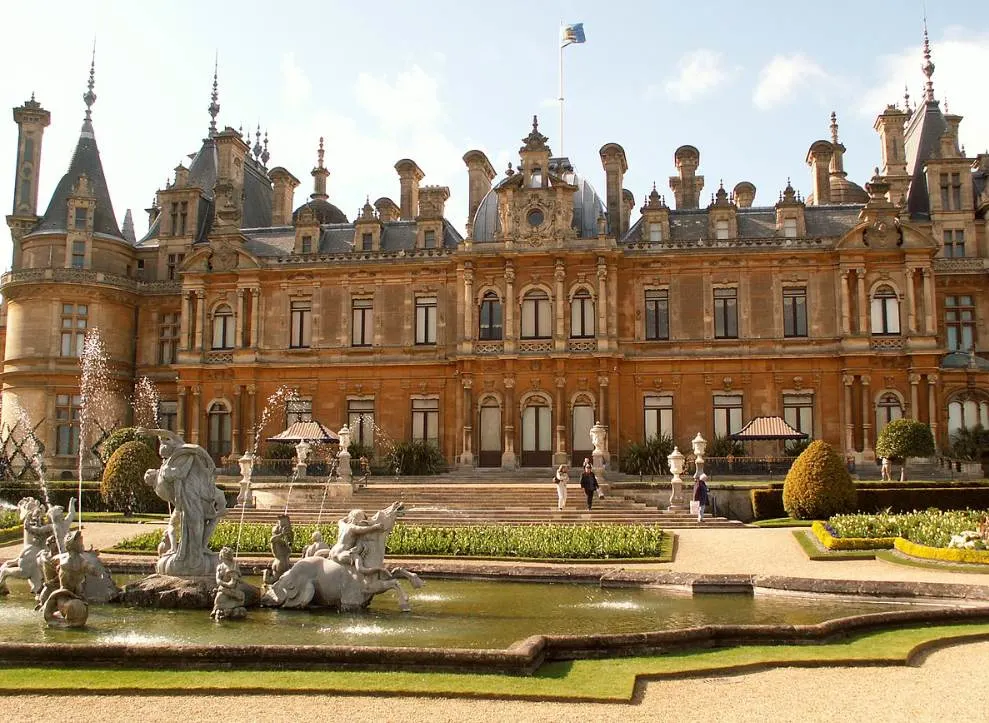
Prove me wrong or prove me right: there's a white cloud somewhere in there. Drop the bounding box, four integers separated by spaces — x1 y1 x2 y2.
280 53 311 106
663 49 737 103
859 29 989 154
355 65 446 133
752 54 832 110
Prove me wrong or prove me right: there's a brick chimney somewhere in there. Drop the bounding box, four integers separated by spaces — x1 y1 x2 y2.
395 159 425 220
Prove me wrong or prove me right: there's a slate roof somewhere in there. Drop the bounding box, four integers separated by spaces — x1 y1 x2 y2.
243 219 463 258
904 100 947 220
32 117 124 241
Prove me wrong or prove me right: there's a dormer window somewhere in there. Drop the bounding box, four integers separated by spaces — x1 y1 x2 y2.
715 219 730 240
783 218 798 238
361 232 372 250
424 230 436 248
71 240 85 268
529 168 542 188
648 224 663 242
73 207 87 230
301 235 312 254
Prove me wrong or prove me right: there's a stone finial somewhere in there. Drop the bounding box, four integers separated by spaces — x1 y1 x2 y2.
261 130 270 166
253 125 263 159
922 19 936 103
83 42 96 122
830 111 839 144
208 55 220 137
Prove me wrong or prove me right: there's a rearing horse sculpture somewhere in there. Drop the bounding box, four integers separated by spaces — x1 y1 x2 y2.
260 501 422 612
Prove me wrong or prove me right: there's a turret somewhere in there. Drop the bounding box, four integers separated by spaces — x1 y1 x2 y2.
10 94 50 218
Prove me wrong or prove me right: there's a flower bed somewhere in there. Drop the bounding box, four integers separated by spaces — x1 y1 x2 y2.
893 537 989 565
811 521 896 551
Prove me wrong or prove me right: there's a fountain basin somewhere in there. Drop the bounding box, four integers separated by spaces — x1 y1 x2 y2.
2 569 988 674
249 482 353 509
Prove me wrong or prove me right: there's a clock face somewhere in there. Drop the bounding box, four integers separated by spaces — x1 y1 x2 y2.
527 208 544 227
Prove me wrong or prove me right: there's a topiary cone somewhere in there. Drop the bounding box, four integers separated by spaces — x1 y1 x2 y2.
782 440 857 520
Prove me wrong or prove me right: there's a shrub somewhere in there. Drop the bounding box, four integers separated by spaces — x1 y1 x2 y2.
875 419 936 480
265 442 296 460
949 425 989 462
707 435 745 458
782 440 856 520
100 427 157 464
101 440 159 514
751 487 786 519
619 434 673 477
385 440 446 476
784 439 811 457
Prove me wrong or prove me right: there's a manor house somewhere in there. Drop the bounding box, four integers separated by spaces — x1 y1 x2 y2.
3 33 988 475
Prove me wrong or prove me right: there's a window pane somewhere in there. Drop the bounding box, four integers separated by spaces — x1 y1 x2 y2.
537 299 551 338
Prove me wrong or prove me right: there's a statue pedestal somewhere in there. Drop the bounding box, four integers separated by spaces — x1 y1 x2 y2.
156 550 220 579
501 449 516 470
294 463 308 478
338 450 353 485
668 473 688 511
236 480 255 508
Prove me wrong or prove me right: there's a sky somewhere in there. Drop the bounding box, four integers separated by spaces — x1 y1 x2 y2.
1 0 987 273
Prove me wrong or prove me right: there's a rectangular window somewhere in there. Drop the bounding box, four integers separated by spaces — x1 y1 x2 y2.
55 393 82 455
415 296 437 345
423 230 436 248
521 292 552 339
939 173 950 209
713 394 743 439
783 394 814 438
170 202 179 234
783 287 808 338
782 217 798 238
73 207 87 230
648 224 662 243
158 311 179 364
644 289 669 340
301 235 312 254
166 253 185 281
179 201 188 235
352 298 373 346
644 395 673 441
952 173 962 210
71 240 85 268
570 291 594 338
411 398 439 443
348 399 375 448
286 398 313 426
478 294 503 340
715 219 730 240
714 288 738 339
361 232 372 250
946 295 976 352
943 229 965 258
60 303 87 357
290 298 312 348
157 401 178 432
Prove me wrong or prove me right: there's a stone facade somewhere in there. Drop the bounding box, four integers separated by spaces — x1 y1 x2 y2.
4 38 989 475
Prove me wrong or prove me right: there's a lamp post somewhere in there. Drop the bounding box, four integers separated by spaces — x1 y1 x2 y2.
667 446 686 509
236 451 255 508
691 433 708 481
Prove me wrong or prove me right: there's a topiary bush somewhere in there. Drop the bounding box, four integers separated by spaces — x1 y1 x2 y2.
101 440 160 514
100 427 157 465
782 440 857 520
875 418 936 481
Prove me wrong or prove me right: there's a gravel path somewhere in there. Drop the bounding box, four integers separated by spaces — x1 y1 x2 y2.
4 522 989 720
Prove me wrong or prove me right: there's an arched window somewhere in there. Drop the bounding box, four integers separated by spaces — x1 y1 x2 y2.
211 304 234 350
570 289 595 338
478 291 503 340
870 285 900 335
875 393 903 435
207 401 231 459
948 397 989 437
521 290 551 339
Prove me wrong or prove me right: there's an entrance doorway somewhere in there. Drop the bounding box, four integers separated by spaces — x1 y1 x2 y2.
521 404 552 467
571 404 594 467
478 403 502 468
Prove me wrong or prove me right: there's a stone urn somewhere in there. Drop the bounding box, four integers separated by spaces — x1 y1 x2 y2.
691 433 708 480
667 446 686 510
236 451 255 508
337 425 353 485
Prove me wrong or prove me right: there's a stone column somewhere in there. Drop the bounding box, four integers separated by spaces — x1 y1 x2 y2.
250 288 261 348
839 270 851 335
553 375 567 466
596 259 608 349
504 264 515 352
177 386 188 440
246 384 257 453
236 289 246 348
856 268 868 335
232 386 242 454
909 373 921 418
928 374 939 446
922 268 935 334
311 281 322 348
904 268 916 334
502 377 516 469
598 374 611 464
861 374 873 457
463 265 474 341
554 261 566 351
180 292 192 351
191 386 201 445
194 290 206 352
460 377 474 466
842 373 855 453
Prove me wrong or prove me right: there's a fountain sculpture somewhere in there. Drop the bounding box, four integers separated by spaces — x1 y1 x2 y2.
262 501 423 611
210 547 247 620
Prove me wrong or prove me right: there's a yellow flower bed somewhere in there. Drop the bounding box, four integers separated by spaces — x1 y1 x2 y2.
893 537 989 565
811 521 896 550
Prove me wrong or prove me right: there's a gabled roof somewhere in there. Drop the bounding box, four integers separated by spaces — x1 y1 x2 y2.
728 416 807 441
33 117 124 241
267 420 339 443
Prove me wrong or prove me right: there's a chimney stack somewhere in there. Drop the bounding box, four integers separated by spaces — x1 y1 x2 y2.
599 143 628 236
669 145 703 209
269 167 300 226
805 140 834 205
395 159 425 220
463 150 496 233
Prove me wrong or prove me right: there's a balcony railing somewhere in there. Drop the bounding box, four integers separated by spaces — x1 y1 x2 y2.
870 337 905 351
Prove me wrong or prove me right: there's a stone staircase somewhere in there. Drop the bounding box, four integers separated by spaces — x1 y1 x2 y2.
232 480 741 528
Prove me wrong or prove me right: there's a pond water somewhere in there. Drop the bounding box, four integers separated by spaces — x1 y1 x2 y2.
0 577 926 649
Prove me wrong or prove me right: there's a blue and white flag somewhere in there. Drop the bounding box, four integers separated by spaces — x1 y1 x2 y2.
561 23 586 46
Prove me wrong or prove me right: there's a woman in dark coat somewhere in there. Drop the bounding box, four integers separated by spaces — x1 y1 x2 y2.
579 463 599 510
692 473 709 522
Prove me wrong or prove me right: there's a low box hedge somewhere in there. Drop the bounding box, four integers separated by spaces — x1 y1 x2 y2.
893 537 989 565
811 521 896 551
752 485 989 520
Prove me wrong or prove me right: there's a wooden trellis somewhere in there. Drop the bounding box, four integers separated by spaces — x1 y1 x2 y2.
0 419 47 482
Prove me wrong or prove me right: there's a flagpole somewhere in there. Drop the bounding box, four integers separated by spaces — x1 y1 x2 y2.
559 29 565 155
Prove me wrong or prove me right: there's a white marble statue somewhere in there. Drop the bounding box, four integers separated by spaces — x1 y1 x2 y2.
210 547 247 620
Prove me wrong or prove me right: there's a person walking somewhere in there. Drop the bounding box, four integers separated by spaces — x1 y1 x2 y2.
554 463 570 511
579 462 599 510
692 473 709 523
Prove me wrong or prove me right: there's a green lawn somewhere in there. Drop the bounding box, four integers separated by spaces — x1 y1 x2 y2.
2 623 987 701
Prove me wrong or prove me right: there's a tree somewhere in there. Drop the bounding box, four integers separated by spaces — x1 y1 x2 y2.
782 439 857 519
874 419 936 482
949 425 989 462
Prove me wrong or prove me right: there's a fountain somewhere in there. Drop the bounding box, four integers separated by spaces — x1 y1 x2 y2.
77 328 117 529
131 376 160 429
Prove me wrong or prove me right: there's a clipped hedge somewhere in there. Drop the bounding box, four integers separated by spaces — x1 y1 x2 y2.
894 537 989 565
115 521 669 560
0 481 104 511
751 485 989 520
751 487 786 520
811 520 896 550
100 427 158 464
101 441 163 514
782 440 857 520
